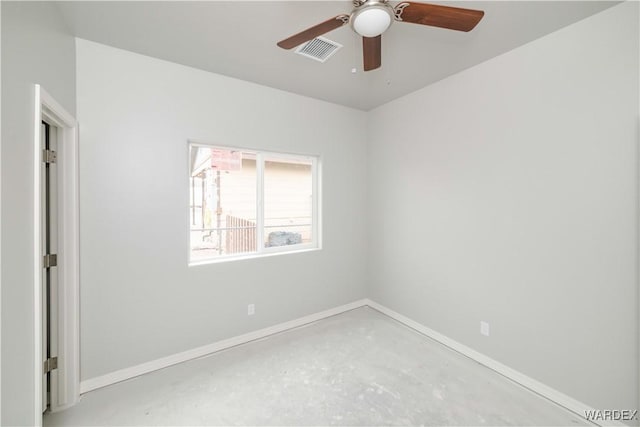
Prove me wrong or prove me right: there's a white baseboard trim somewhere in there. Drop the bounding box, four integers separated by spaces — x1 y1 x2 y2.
364 299 625 427
80 299 369 394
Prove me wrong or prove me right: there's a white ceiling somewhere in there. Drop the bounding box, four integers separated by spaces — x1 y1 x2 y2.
56 1 618 111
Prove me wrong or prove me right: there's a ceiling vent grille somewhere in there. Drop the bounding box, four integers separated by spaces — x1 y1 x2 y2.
295 37 343 63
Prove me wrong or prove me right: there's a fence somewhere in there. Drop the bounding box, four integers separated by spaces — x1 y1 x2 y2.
225 215 256 254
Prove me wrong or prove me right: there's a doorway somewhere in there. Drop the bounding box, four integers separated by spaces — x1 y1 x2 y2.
34 85 80 424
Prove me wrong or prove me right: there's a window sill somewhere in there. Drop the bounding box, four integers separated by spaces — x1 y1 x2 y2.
189 245 322 267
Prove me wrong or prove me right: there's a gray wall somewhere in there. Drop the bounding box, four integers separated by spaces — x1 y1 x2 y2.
367 1 639 414
1 2 76 425
75 39 368 380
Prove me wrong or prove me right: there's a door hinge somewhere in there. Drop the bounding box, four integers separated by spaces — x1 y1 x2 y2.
43 254 58 268
42 149 57 164
44 357 58 373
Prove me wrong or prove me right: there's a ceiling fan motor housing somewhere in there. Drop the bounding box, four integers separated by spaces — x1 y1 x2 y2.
350 0 395 37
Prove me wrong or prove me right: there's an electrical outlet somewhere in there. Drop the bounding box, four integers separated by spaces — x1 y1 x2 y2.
480 321 490 336
248 304 255 316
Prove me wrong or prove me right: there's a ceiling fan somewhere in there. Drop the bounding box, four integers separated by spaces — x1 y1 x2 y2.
277 0 484 71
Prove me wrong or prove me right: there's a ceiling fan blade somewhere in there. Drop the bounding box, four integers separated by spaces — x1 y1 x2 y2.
277 15 349 50
363 35 382 72
395 2 484 32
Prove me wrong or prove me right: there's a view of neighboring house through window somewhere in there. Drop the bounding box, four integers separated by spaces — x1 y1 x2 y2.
189 143 318 263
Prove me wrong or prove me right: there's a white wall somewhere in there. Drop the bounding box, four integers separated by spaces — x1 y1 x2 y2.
367 1 639 414
1 2 76 425
75 39 368 381
3 2 638 422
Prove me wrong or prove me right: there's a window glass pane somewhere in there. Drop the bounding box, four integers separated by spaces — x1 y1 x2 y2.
190 146 257 261
263 156 313 249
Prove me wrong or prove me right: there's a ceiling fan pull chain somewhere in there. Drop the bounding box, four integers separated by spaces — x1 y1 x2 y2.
394 3 410 21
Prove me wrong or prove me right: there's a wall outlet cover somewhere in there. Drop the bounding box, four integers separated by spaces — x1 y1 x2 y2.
480 321 490 336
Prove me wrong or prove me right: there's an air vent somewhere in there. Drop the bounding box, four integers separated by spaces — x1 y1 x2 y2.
295 37 343 63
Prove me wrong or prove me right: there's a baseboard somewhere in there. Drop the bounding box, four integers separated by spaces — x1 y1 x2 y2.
80 299 369 394
364 299 626 427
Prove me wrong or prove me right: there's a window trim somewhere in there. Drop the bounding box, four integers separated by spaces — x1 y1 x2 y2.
188 141 321 265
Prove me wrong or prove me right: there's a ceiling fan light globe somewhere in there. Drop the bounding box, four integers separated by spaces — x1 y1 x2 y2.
352 7 392 37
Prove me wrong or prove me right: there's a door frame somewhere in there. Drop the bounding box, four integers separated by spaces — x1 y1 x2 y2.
33 85 80 424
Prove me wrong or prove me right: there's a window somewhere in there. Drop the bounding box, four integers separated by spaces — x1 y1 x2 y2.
189 143 319 263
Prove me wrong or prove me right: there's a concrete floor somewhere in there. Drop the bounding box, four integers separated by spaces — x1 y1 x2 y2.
45 307 590 426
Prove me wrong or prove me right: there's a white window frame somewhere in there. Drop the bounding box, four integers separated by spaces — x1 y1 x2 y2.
188 141 321 265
